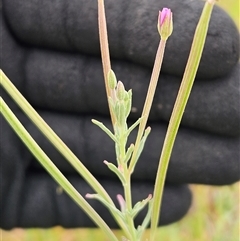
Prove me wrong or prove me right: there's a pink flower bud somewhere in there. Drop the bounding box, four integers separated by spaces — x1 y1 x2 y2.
117 194 126 212
158 8 173 40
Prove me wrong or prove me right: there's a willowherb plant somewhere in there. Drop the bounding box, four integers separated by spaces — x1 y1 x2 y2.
0 0 216 240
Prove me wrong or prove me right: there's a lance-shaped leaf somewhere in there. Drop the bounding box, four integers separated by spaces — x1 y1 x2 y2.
114 142 121 166
132 127 151 171
137 127 151 159
123 143 134 164
91 119 117 142
103 160 126 185
124 89 132 118
130 194 152 219
127 117 144 137
137 199 153 240
86 193 125 221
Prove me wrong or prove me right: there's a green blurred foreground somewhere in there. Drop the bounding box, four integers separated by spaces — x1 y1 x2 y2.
1 1 239 241
2 183 239 241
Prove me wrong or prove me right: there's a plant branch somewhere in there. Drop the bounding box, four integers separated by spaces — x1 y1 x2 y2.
98 0 116 126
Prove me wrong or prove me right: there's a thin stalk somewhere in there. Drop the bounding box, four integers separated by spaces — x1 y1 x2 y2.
150 1 216 240
129 40 166 173
123 167 137 241
98 0 116 125
0 97 118 241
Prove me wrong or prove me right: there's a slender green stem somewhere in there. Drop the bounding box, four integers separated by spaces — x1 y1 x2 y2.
0 97 118 241
129 39 166 173
97 0 138 238
150 1 216 240
123 169 137 241
116 134 136 240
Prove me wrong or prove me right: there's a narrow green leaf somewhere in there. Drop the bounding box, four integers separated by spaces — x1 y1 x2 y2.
123 144 134 164
92 119 117 142
131 194 152 219
104 160 126 185
86 193 126 222
132 127 151 171
137 199 153 240
127 117 143 137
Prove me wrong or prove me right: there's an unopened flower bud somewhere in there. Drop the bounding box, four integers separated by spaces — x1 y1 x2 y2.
124 90 132 118
157 8 173 40
116 81 125 100
108 69 117 89
117 194 126 212
114 100 126 127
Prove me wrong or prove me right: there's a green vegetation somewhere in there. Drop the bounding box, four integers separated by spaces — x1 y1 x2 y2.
1 1 239 240
217 0 239 28
2 182 239 241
